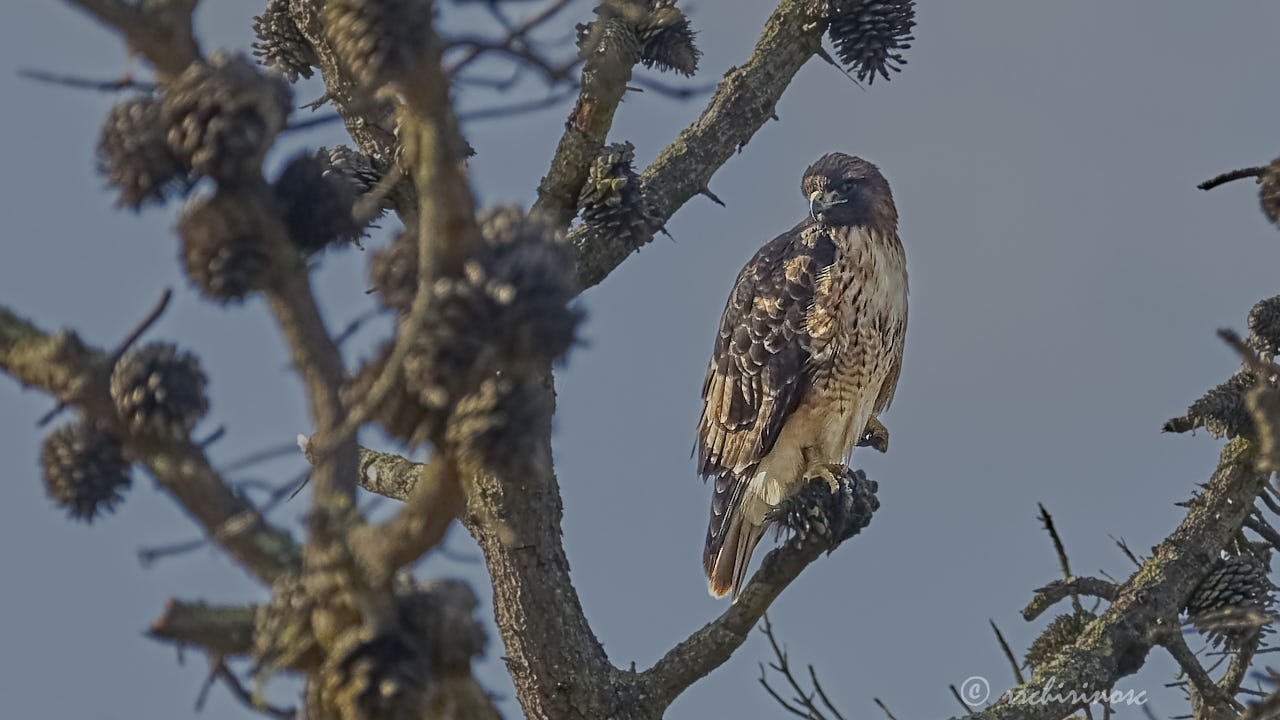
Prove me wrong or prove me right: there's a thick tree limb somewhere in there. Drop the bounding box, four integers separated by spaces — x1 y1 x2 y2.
639 501 879 709
1022 577 1119 621
963 438 1268 720
570 0 831 289
63 0 200 78
148 598 256 657
0 307 301 583
531 4 641 228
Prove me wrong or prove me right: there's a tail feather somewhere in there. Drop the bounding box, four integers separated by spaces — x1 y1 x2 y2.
704 472 764 599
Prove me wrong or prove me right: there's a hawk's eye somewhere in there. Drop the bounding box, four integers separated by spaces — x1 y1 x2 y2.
837 179 856 194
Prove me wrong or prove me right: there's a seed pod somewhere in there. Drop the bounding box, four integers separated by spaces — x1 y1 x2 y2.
110 343 210 440
41 419 131 522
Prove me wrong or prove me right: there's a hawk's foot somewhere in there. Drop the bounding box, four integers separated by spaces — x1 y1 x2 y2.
765 466 880 549
857 417 889 453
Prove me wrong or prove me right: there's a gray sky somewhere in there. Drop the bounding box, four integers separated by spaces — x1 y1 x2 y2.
4 1 1280 718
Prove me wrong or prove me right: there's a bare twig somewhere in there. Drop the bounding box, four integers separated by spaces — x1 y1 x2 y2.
757 614 847 720
991 619 1026 685
1038 504 1083 614
458 87 577 121
18 67 155 92
1157 628 1242 714
1199 167 1268 191
1023 577 1119 621
138 537 208 567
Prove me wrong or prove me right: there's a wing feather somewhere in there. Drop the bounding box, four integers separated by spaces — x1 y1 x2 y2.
695 223 836 478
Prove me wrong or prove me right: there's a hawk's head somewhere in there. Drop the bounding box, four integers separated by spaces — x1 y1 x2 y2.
800 153 896 229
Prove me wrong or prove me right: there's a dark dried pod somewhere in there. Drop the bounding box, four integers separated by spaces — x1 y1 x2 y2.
1250 296 1280 357
179 191 271 302
98 96 192 209
274 152 362 254
1163 371 1255 439
318 145 386 198
578 141 658 249
403 277 496 410
1024 610 1096 674
446 376 548 477
636 0 700 75
1262 157 1280 228
110 343 209 440
478 207 582 368
325 0 436 90
163 51 292 182
41 419 131 522
369 230 418 314
577 15 643 65
828 0 916 84
252 0 317 81
1187 554 1275 649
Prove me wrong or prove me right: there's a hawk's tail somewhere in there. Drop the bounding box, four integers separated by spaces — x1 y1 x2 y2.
704 473 766 599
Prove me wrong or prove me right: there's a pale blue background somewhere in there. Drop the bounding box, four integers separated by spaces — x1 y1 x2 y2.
3 2 1280 718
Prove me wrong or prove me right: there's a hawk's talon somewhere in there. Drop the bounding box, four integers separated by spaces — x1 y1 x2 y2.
765 466 880 549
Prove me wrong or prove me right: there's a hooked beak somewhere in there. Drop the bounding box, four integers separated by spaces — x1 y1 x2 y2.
808 189 846 222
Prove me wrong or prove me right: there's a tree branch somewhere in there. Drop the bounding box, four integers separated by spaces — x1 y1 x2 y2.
1022 577 1119 621
62 0 200 78
640 493 878 709
0 307 301 583
570 0 831 289
147 598 256 657
967 437 1268 720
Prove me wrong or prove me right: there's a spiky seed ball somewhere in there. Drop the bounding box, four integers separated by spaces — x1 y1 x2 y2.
635 1 700 75
369 230 418 314
41 419 131 522
179 191 271 302
274 152 362 254
325 0 436 90
478 207 581 367
1249 296 1280 357
446 376 547 477
98 96 192 210
1262 158 1280 228
252 0 317 82
577 14 643 66
1163 371 1255 439
1187 554 1275 649
403 277 495 410
578 142 658 249
163 51 292 182
828 0 916 84
110 344 209 440
318 145 386 198
1024 610 1096 674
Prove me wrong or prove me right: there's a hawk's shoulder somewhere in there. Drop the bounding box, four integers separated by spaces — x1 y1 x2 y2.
696 221 838 477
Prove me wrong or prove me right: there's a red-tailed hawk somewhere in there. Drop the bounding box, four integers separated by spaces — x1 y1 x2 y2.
697 153 908 598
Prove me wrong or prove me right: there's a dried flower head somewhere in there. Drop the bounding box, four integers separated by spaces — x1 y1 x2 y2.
578 141 658 249
253 0 317 81
274 151 362 254
163 52 292 182
635 0 699 75
179 191 271 302
1187 554 1275 649
1024 609 1096 674
828 0 916 84
1163 371 1255 439
98 96 192 209
369 230 418 314
403 208 581 411
325 0 436 90
447 376 548 477
110 343 210 440
41 419 131 522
